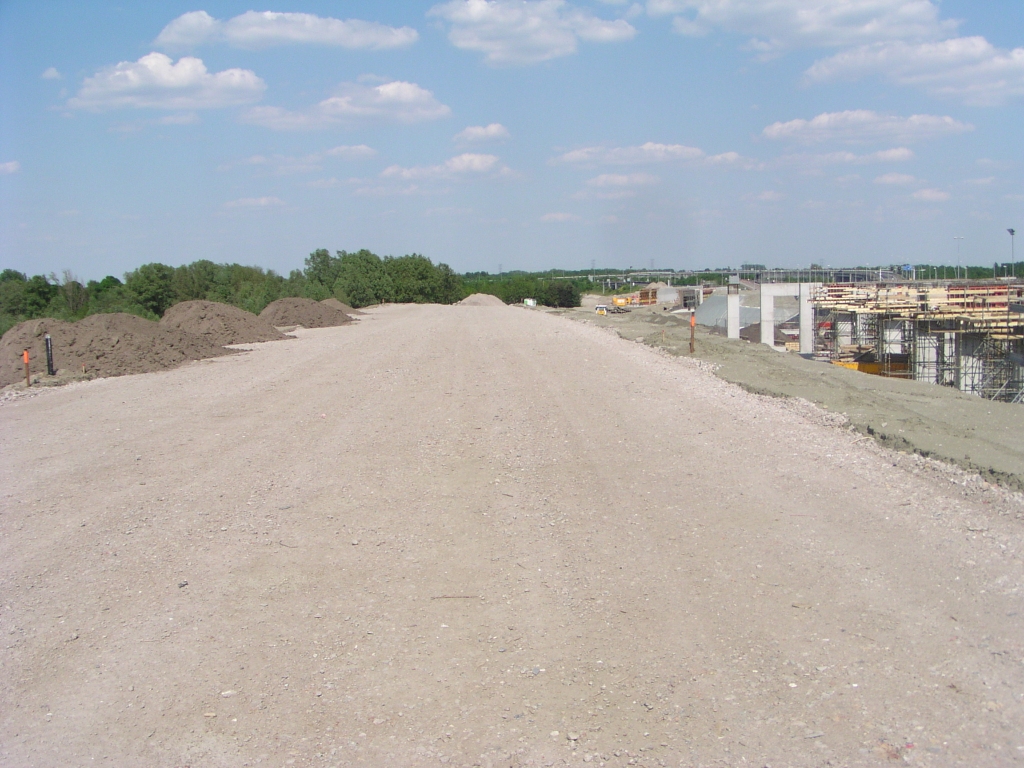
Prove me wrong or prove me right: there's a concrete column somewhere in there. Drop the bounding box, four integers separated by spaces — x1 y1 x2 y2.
760 283 776 346
798 283 817 355
727 290 740 339
835 313 853 347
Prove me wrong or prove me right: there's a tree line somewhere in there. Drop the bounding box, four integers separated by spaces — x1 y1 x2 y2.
0 249 595 337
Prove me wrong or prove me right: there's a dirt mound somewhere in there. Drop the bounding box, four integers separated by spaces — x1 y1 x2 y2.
457 293 506 307
259 298 352 329
0 313 231 387
160 300 287 345
320 298 363 316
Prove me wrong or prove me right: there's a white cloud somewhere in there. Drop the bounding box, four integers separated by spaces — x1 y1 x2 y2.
763 110 972 143
41 67 61 80
964 176 994 186
558 142 758 169
558 141 705 164
156 10 417 50
242 80 450 130
229 145 376 175
912 188 949 201
381 153 507 180
428 0 636 65
541 212 583 222
68 53 265 111
354 183 428 197
0 161 20 174
705 151 761 169
574 173 658 199
781 147 914 166
874 172 916 184
586 172 659 186
647 0 955 52
223 196 286 208
455 123 511 142
326 145 377 160
805 37 1024 105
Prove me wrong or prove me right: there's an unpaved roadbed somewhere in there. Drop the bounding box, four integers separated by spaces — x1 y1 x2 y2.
2 304 1022 767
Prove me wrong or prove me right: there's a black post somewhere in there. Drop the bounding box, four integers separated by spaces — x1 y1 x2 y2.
45 334 55 376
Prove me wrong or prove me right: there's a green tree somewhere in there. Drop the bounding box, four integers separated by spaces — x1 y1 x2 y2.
433 263 462 304
172 260 217 301
542 280 581 308
334 250 394 307
304 248 342 294
57 270 89 316
1 269 27 283
385 254 443 303
125 262 177 316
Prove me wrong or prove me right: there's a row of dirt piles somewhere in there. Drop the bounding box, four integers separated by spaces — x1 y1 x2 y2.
320 297 363 315
0 314 232 388
457 293 506 307
0 299 358 389
160 300 287 345
258 298 353 328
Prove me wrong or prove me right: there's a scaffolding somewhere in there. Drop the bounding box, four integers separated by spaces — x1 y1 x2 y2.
812 281 1024 402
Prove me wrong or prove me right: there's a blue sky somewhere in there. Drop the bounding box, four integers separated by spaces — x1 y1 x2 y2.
1 1 1022 279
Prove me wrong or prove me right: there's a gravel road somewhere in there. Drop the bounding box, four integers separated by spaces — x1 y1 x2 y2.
2 304 1023 767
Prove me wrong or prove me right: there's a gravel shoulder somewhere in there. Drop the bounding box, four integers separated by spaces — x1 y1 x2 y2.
2 304 1023 767
575 304 1024 490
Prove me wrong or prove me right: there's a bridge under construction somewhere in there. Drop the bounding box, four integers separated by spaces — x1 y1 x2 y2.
811 281 1024 403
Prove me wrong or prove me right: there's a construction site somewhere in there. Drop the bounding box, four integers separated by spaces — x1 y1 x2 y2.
810 280 1024 403
626 277 1024 405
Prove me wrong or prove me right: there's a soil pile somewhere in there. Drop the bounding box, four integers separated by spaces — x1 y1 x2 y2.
0 313 230 387
259 298 352 329
160 301 287 345
457 293 506 307
320 298 363 316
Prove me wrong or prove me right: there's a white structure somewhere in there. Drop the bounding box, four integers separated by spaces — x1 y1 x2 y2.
727 282 821 355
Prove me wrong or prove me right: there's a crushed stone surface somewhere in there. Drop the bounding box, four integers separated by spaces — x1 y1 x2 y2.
2 304 1022 767
457 292 506 306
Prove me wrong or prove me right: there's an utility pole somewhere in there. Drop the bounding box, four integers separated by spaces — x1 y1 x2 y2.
953 237 964 280
1010 229 1017 279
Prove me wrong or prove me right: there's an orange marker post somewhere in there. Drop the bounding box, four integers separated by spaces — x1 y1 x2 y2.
689 312 696 354
23 348 30 387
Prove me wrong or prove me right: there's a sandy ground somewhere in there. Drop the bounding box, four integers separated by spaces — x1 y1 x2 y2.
575 304 1024 491
2 303 1023 768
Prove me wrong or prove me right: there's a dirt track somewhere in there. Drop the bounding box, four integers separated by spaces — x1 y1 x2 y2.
2 304 1023 767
